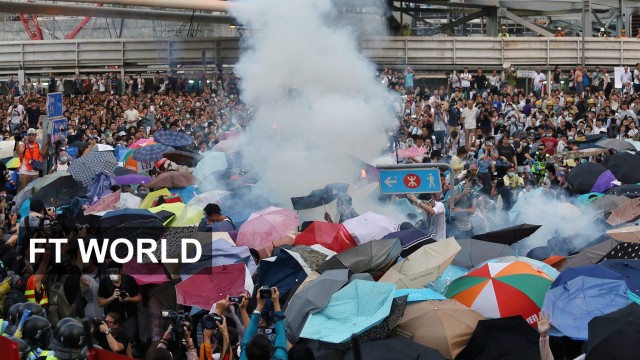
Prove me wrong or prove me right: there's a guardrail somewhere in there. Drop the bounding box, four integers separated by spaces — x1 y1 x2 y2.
0 36 638 73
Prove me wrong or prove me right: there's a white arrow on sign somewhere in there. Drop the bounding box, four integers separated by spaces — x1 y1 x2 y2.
384 176 397 187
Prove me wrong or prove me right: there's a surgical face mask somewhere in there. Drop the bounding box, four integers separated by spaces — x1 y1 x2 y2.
567 116 574 121
195 102 201 107
564 111 569 116
468 152 475 158
498 120 504 125
109 274 119 282
508 140 513 144
508 172 515 177
59 156 68 163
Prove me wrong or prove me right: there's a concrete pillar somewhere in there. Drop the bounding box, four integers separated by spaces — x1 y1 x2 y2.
617 0 624 34
486 7 499 37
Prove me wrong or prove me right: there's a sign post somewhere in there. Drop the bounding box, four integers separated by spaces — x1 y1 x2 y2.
45 92 67 174
377 163 456 215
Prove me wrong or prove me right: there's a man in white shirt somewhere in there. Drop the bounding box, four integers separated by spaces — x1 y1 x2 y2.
633 63 640 94
56 75 65 94
620 66 633 91
7 97 25 134
460 67 472 100
123 102 140 128
460 100 480 150
407 193 446 241
531 67 546 96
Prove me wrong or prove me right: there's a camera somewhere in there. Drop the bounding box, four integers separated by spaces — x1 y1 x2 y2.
119 290 128 299
162 310 191 342
229 296 244 304
74 224 89 232
93 318 105 328
259 286 272 299
201 313 222 330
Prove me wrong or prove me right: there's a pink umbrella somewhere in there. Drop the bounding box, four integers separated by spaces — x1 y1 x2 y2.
128 138 155 149
84 190 121 215
213 139 240 153
176 263 246 310
123 261 169 286
236 206 301 249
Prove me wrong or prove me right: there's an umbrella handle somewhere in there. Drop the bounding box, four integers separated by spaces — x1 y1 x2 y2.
351 334 362 360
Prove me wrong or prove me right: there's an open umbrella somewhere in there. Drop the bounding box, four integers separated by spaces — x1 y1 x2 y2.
590 194 631 214
175 263 247 310
599 259 640 295
236 207 300 249
379 237 460 289
316 238 402 278
472 223 542 245
99 208 162 228
584 303 640 360
128 138 155 149
84 190 121 215
395 299 484 359
456 316 540 360
342 212 399 245
607 197 640 226
599 242 640 262
590 170 617 193
133 144 174 163
4 157 20 169
123 261 169 286
147 171 197 189
114 174 152 185
541 276 630 340
114 166 136 176
290 183 350 210
68 150 118 187
444 261 554 327
299 280 396 343
31 172 82 208
294 221 357 253
114 192 141 210
181 237 257 278
258 249 310 297
343 337 445 360
607 226 640 243
605 151 640 184
149 202 185 226
212 139 240 153
139 188 171 209
382 229 435 258
193 151 228 180
481 256 560 280
567 162 607 194
163 150 203 167
153 130 193 147
597 138 637 152
394 288 446 302
453 239 515 269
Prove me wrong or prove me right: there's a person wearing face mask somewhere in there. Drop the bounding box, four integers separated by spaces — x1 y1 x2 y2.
97 261 141 342
49 151 70 174
136 184 149 198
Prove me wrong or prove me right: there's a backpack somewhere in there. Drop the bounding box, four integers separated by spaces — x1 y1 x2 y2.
47 275 77 326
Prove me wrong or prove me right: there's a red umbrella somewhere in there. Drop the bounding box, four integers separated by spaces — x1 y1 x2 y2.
123 261 169 286
295 221 357 253
176 263 246 310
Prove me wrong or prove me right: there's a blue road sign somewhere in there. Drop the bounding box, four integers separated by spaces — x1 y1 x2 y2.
47 92 63 118
378 168 442 194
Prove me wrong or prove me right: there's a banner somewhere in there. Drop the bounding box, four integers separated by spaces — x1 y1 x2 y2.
0 336 22 360
89 347 131 360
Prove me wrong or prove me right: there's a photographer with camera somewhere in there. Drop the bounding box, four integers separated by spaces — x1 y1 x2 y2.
200 310 231 360
93 312 131 356
153 313 197 360
240 287 287 360
97 261 141 342
446 177 477 239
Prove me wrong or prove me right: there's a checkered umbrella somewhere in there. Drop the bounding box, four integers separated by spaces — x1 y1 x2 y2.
153 130 193 147
132 144 174 163
68 150 117 187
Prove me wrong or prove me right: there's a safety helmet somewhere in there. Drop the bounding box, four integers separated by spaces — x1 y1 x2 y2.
22 315 52 349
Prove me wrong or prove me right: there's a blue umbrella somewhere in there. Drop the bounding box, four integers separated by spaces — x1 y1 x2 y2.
394 288 446 302
383 228 435 257
133 144 175 162
428 264 468 293
193 151 228 181
550 265 624 289
258 250 309 296
181 238 257 280
599 259 640 296
169 186 198 204
541 276 631 340
300 280 396 343
153 130 193 148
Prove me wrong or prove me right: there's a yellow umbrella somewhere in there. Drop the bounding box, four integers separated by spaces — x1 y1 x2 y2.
149 202 185 226
5 157 20 169
139 188 171 209
174 204 205 227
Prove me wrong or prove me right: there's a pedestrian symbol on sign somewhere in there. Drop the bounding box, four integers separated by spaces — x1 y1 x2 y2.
404 174 421 189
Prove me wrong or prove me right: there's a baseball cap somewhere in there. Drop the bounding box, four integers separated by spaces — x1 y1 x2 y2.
27 128 36 135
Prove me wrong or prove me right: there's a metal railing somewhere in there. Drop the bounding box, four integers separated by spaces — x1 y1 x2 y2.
1 36 639 73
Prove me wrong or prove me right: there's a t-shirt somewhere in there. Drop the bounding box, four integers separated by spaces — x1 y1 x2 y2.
461 107 480 130
532 72 546 89
97 274 141 320
95 330 130 356
453 192 475 231
496 143 516 163
25 107 40 129
540 136 559 155
124 109 140 127
8 104 24 124
405 73 414 88
425 202 446 241
460 72 472 88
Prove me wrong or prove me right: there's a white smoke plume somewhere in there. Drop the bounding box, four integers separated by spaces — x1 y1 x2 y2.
231 0 395 204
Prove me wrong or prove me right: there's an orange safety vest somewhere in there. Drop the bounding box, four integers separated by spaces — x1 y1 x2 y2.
24 275 48 306
20 142 41 172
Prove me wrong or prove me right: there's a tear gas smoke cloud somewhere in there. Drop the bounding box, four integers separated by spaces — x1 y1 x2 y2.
232 0 395 204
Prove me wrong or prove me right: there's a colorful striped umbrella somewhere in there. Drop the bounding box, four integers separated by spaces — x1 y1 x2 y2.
444 261 553 327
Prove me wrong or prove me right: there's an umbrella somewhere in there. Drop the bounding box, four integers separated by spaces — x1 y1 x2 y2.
133 144 174 163
258 249 310 297
147 171 197 189
212 139 239 153
429 264 469 293
589 194 630 214
163 150 203 167
149 202 185 226
153 130 193 147
452 239 516 269
607 197 640 226
550 264 625 290
444 261 554 327
607 226 640 243
114 166 136 176
343 337 445 360
114 174 152 185
394 288 447 302
122 261 168 286
599 242 640 262
543 255 566 269
294 221 357 253
114 192 142 210
604 152 640 184
187 190 230 207
193 151 228 180
299 280 396 343
584 303 640 360
599 259 640 295
379 237 461 289
5 157 20 169
597 138 636 152
567 162 607 194
284 269 350 343
128 138 155 149
181 238 257 278
316 238 402 278
139 188 171 209
590 170 617 193
288 246 333 272
175 263 247 310
68 150 118 187
99 208 161 228
480 256 560 280
218 193 274 226
236 207 300 249
342 212 399 245
0 140 16 158
395 299 484 359
91 144 115 152
455 316 541 360
606 184 640 197
31 172 82 208
84 190 121 215
541 276 630 339
562 239 621 269
472 223 542 245
382 229 435 258
290 183 350 210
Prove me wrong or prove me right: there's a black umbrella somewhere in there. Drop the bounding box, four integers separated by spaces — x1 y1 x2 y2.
604 152 640 184
585 303 640 360
343 336 444 360
606 184 640 198
290 183 350 210
567 162 607 194
114 166 136 176
31 173 83 208
382 229 435 257
456 316 540 360
316 238 402 278
163 150 203 167
471 223 542 245
598 242 640 263
453 238 515 268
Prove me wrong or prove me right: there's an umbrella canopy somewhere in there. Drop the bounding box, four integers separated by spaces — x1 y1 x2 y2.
139 188 172 209
133 144 174 163
343 337 445 360
342 211 399 245
31 172 82 208
550 264 625 290
147 171 197 189
0 140 16 158
181 238 257 278
299 280 396 343
114 192 142 210
212 139 240 153
480 256 560 280
562 239 622 269
396 300 484 359
162 150 203 167
99 208 161 228
290 183 350 210
114 174 152 185
123 261 169 286
607 197 640 226
175 263 247 310
471 223 541 245
84 190 121 215
607 226 640 243
567 162 607 194
452 239 516 269
294 221 357 253
382 229 435 258
149 202 185 226
379 237 461 289
187 189 230 207
597 138 636 151
394 288 446 302
5 157 20 169
455 316 541 360
316 238 402 278
589 194 631 214
599 259 640 295
429 265 469 293
606 184 640 197
258 250 310 297
153 130 193 147
91 144 115 152
590 170 617 193
541 276 630 339
217 192 274 226
128 138 155 149
68 150 118 187
444 261 554 326
600 242 640 262
605 151 640 184
114 166 136 176
236 206 300 249
288 245 333 272
193 151 228 180
584 303 640 360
